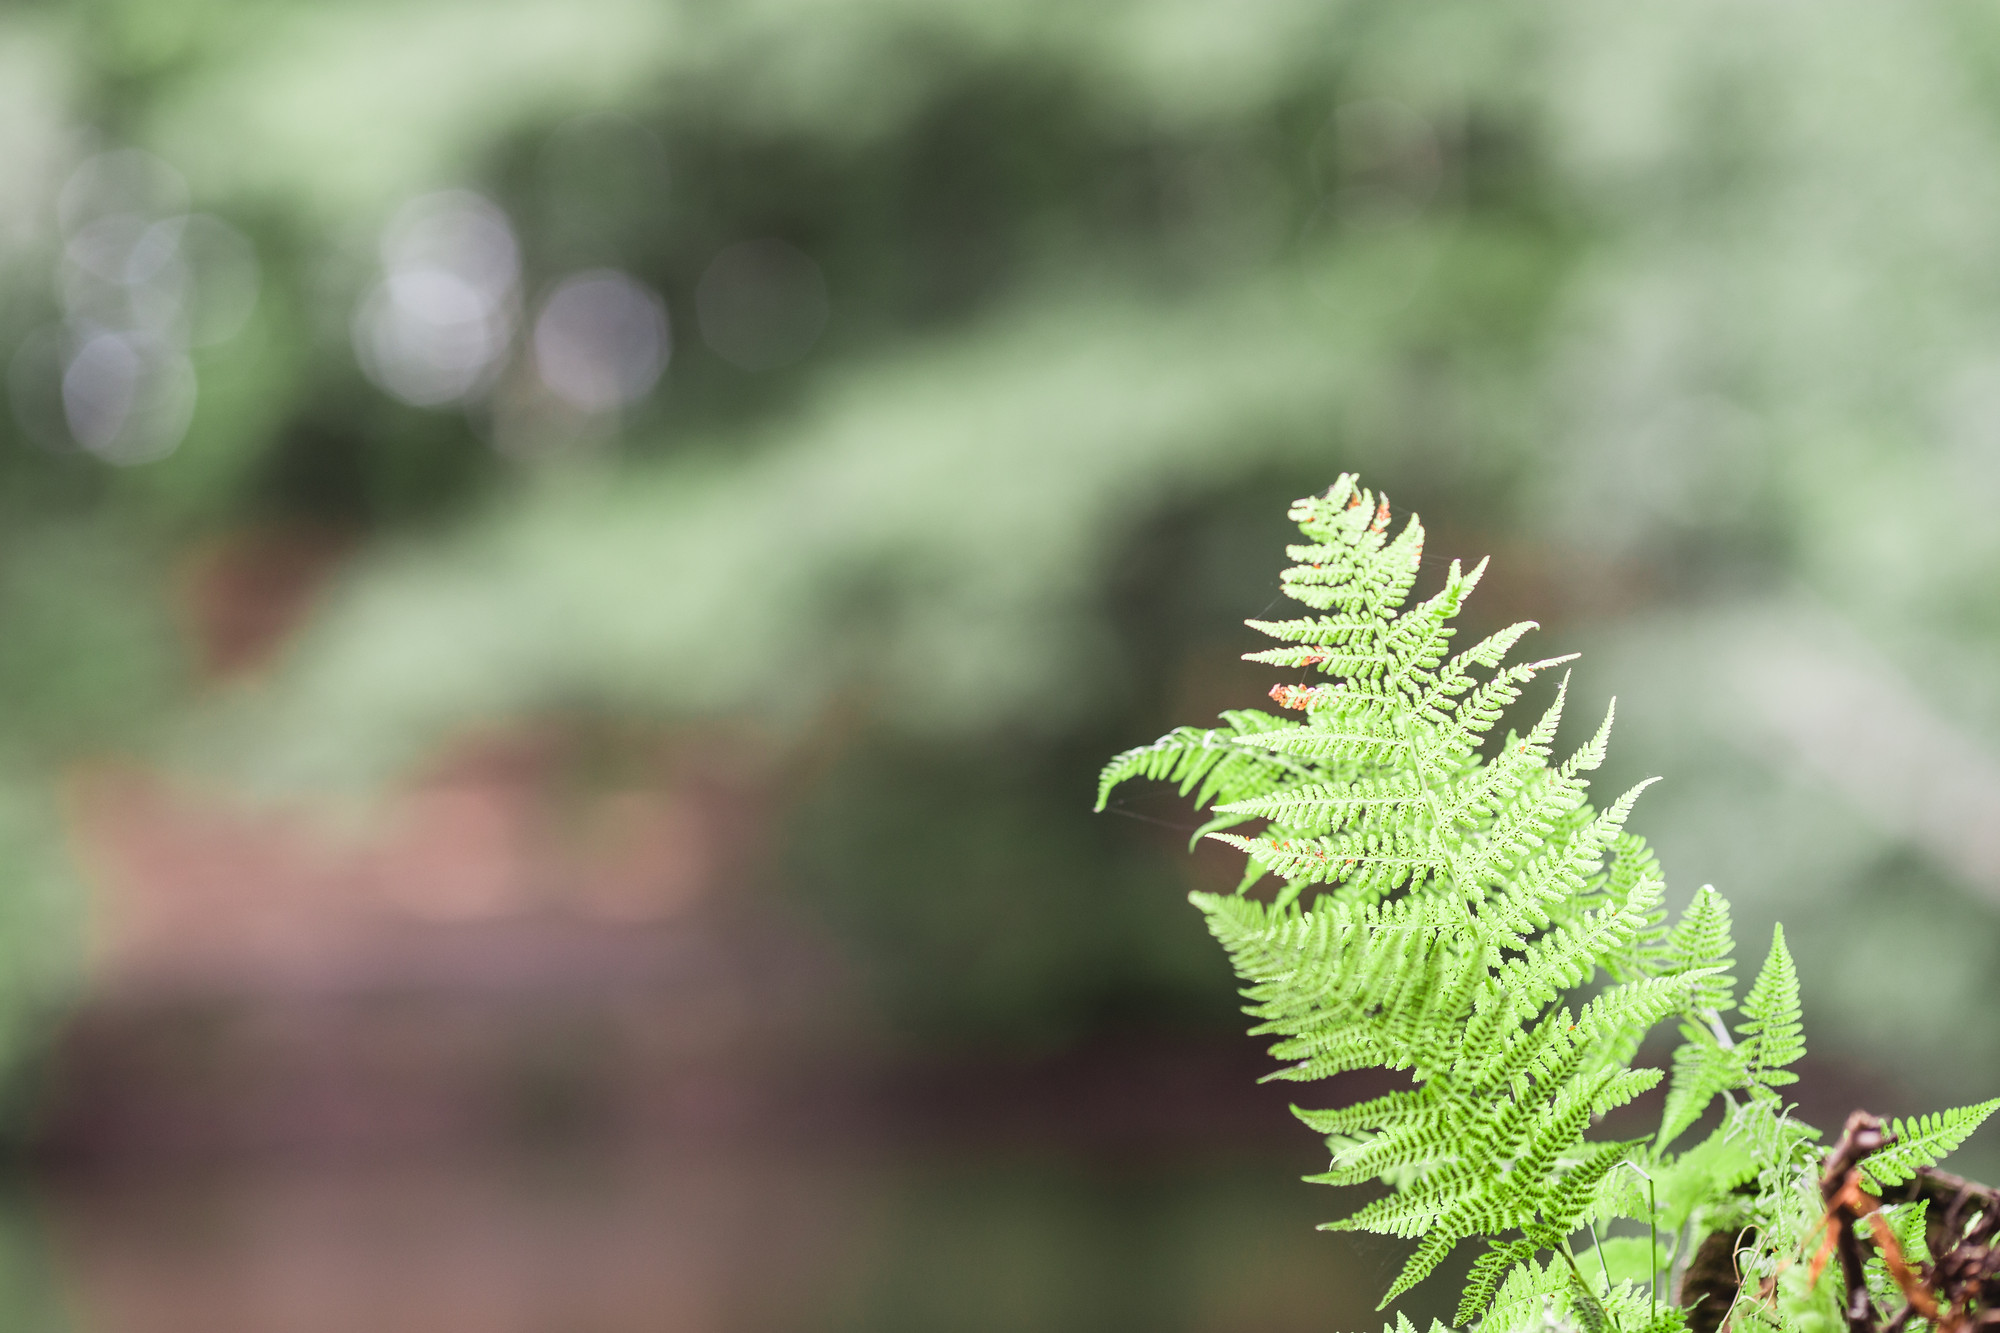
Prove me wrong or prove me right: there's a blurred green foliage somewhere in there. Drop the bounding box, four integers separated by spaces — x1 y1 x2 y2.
2 0 2000 1137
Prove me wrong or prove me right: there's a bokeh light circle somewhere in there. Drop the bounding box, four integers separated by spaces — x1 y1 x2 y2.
531 269 669 413
353 190 521 407
60 330 196 464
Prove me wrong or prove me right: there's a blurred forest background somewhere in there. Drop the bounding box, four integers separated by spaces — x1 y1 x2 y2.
3 1 2000 1330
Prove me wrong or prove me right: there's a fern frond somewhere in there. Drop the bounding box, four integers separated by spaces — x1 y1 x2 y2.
1736 925 1804 1089
1094 708 1303 815
1560 698 1619 780
1592 835 1671 982
1656 1031 1745 1150
1666 885 1736 1014
1331 1168 1483 1239
1208 828 1443 893
1379 1218 1479 1307
1422 653 1576 762
1270 475 1425 617
1099 476 1998 1331
1234 717 1406 765
1459 1238 1539 1326
1485 1256 1569 1333
1591 1067 1665 1115
1293 1086 1436 1137
1240 617 1382 659
1493 877 1665 1014
1859 1098 2000 1189
1538 1137 1647 1240
1566 1266 1613 1333
1214 775 1430 833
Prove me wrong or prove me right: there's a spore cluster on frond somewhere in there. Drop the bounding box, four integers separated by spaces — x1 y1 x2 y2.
1098 475 1997 1333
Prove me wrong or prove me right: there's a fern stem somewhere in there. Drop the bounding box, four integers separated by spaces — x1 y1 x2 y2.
1647 1170 1658 1323
1587 1219 1616 1298
1621 1161 1660 1322
1698 1010 1743 1112
1560 1240 1624 1333
1666 1215 1697 1306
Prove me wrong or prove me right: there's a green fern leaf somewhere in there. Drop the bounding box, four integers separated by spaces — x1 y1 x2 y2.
1736 925 1804 1088
1094 708 1303 820
1665 886 1735 1014
1655 1032 1745 1150
1538 1138 1646 1239
1486 1256 1568 1333
1567 1267 1613 1333
1860 1098 2000 1189
1099 476 1998 1332
1458 1238 1539 1325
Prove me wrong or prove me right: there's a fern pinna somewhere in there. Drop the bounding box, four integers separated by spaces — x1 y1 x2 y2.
1098 476 1997 1333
